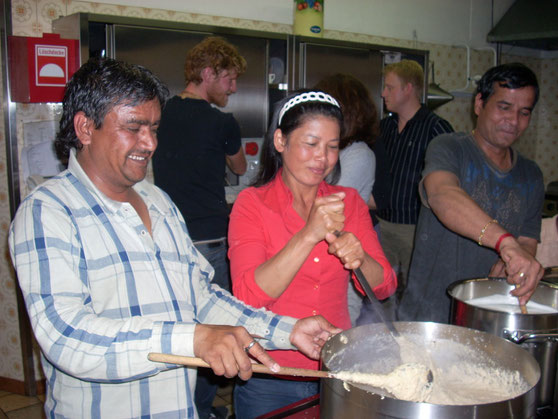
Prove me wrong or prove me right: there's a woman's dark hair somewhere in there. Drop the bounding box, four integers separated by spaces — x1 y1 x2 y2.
54 58 169 160
314 73 379 149
476 62 539 106
252 90 343 187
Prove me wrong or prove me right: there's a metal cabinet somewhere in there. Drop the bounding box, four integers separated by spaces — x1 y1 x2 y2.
53 13 287 138
52 13 430 133
113 25 269 138
290 37 384 117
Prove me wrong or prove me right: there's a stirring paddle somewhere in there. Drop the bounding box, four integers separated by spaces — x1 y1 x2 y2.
148 353 434 400
332 230 433 385
515 282 528 314
148 353 331 378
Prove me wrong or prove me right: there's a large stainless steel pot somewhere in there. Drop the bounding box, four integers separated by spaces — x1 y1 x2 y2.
320 322 539 418
448 278 558 412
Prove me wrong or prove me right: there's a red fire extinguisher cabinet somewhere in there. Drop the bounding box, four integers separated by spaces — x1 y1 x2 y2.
8 33 80 103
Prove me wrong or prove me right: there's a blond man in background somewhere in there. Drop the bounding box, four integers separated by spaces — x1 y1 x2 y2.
372 59 454 303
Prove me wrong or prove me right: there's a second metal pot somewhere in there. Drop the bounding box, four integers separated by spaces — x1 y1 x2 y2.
448 277 558 410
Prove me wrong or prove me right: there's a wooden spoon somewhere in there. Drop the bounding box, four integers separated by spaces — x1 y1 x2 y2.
147 353 331 379
148 352 433 400
515 283 528 314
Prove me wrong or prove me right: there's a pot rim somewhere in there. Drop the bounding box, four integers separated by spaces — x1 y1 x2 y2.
447 277 558 317
321 322 540 412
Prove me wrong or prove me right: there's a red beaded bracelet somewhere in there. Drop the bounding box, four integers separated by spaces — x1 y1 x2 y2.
495 233 513 254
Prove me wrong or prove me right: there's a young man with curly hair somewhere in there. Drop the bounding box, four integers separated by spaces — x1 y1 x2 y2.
152 36 249 419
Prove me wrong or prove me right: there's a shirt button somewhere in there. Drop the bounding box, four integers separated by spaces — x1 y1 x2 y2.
312 310 317 315
314 284 319 289
313 257 319 263
141 230 147 236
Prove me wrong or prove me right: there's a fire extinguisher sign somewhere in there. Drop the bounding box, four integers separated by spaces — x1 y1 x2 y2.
35 44 68 87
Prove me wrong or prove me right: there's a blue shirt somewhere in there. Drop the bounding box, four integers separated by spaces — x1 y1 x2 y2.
9 150 296 418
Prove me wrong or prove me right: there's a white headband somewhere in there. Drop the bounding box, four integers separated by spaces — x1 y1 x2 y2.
278 91 340 125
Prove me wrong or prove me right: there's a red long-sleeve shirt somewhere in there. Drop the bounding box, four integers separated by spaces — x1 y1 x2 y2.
228 172 396 370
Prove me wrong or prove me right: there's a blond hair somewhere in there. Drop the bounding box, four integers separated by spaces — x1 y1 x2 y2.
384 59 424 99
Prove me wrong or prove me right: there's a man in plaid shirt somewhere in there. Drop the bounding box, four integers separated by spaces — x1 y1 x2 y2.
9 58 339 419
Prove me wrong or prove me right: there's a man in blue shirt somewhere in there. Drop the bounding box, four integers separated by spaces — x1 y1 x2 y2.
9 58 339 419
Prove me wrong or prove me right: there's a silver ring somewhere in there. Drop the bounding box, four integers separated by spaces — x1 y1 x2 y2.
519 272 525 278
244 340 257 353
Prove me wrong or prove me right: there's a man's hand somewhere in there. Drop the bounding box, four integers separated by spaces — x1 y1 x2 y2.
193 324 279 381
497 237 544 305
488 259 506 278
290 316 342 360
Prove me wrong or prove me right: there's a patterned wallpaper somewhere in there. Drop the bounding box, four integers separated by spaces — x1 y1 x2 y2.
1 0 557 384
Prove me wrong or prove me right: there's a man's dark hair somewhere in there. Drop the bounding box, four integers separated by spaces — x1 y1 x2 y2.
476 62 539 106
55 58 169 160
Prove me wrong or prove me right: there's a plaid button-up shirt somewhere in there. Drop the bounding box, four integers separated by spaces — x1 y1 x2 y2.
9 150 296 418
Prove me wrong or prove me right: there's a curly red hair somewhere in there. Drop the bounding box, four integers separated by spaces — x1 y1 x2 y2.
184 36 247 84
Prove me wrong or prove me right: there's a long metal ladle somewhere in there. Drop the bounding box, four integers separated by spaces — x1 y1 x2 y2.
333 231 399 338
333 231 433 385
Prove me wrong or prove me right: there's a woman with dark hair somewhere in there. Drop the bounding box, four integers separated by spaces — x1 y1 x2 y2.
228 91 396 418
314 74 382 325
314 73 378 203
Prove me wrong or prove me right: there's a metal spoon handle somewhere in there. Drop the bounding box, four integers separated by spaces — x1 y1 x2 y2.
332 230 399 337
353 266 400 337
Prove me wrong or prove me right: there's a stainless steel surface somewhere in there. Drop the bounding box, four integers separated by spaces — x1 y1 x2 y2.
448 277 558 410
53 14 430 139
503 329 558 344
320 322 540 418
427 62 453 109
222 35 268 137
114 25 208 95
293 39 384 118
113 26 268 138
53 13 292 139
427 82 454 109
487 0 558 51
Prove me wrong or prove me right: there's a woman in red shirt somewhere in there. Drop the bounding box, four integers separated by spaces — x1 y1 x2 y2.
229 91 396 418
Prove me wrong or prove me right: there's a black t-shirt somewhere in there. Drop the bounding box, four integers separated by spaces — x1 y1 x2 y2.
153 96 242 240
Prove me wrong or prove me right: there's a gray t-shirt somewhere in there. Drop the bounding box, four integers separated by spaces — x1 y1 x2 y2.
398 132 544 323
338 141 375 203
